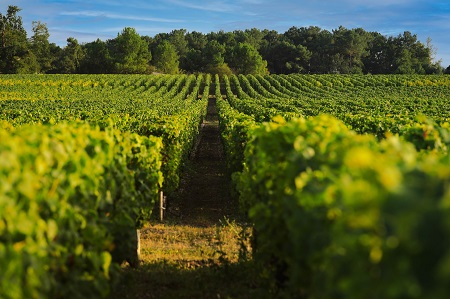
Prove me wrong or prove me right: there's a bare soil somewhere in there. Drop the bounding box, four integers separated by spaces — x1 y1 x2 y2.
167 97 238 226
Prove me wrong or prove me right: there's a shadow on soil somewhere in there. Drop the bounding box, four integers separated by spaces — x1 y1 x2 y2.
112 260 267 299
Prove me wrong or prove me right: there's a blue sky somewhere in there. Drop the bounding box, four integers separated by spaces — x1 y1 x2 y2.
3 0 450 67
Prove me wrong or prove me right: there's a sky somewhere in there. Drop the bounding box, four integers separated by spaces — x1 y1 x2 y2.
2 0 450 68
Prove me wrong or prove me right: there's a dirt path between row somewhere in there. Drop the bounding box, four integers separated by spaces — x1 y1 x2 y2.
172 96 237 226
109 97 263 299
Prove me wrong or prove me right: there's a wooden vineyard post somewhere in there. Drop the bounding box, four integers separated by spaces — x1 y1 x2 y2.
134 229 141 267
160 191 165 221
127 229 141 268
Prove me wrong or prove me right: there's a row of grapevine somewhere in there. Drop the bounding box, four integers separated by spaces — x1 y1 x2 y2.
216 75 256 176
0 74 209 298
0 74 208 194
235 115 450 298
214 74 450 297
0 122 162 298
222 74 450 141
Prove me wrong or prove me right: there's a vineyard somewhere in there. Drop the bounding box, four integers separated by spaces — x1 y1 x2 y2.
1 74 450 298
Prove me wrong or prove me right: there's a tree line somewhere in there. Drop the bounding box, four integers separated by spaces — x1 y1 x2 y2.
1 5 449 75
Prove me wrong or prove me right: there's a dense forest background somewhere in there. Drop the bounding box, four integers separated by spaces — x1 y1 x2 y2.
1 5 449 75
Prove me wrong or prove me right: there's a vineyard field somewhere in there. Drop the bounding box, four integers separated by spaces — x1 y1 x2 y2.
1 73 450 298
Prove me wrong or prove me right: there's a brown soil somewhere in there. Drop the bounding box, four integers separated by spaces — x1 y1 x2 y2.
167 96 238 226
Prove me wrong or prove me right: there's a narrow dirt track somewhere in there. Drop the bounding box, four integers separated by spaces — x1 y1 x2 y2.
171 96 236 227
109 96 263 299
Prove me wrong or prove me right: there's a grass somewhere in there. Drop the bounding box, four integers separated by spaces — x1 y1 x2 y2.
109 217 268 299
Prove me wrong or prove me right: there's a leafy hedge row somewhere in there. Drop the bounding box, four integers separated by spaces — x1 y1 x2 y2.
216 80 450 296
236 115 450 298
216 88 256 176
0 122 163 299
0 74 209 195
0 74 209 298
132 112 205 194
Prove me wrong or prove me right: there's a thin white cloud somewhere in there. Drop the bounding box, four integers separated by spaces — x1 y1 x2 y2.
60 10 183 23
97 25 179 35
240 0 266 4
71 0 166 10
165 0 239 12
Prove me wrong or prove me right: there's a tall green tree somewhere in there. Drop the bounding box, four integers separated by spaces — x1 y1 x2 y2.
265 41 311 74
259 29 281 54
425 37 443 74
332 27 370 73
233 28 264 50
110 27 151 74
183 49 203 73
153 40 179 74
203 40 225 67
363 32 389 74
229 42 268 75
202 40 232 75
391 31 429 74
259 29 282 71
29 21 52 73
285 26 334 73
168 29 188 56
167 29 188 71
81 38 113 73
0 5 29 73
186 31 207 51
55 37 84 73
395 48 415 74
208 30 236 48
208 30 237 63
182 31 208 72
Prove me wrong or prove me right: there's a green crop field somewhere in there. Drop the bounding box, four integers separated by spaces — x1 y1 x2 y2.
1 73 450 298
